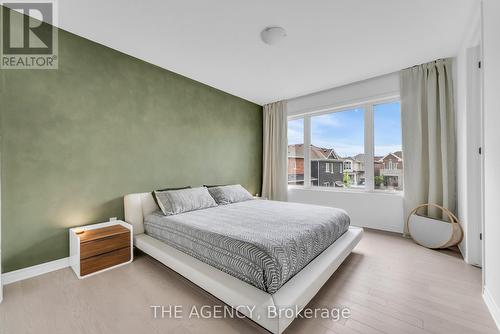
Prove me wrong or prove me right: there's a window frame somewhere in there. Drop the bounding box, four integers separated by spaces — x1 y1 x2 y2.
287 95 401 194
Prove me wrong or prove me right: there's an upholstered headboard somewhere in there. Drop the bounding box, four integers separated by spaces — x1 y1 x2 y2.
124 192 159 234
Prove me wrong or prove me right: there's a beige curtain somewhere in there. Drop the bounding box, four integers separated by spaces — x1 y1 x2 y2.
400 58 456 232
262 101 288 201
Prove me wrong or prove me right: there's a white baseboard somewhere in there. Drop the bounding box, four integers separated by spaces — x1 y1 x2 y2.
458 241 467 262
483 286 500 331
1 257 69 285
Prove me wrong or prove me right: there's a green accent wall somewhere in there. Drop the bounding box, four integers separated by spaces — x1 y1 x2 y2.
0 24 262 272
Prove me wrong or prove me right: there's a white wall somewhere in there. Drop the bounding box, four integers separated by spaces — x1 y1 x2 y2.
454 3 482 265
287 73 404 233
289 189 404 233
482 0 500 328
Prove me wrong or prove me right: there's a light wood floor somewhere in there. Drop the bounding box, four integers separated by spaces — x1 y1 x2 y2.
0 229 497 334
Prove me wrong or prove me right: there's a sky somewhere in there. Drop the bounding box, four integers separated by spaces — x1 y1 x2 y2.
288 101 402 158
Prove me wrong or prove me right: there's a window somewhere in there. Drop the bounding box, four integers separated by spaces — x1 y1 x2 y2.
287 119 304 185
374 101 403 191
310 108 364 189
324 162 334 173
287 98 403 193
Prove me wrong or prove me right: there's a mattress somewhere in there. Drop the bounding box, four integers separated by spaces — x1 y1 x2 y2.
143 199 350 293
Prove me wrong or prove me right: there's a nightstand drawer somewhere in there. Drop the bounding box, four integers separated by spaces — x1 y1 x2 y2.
80 247 131 276
80 232 130 259
70 221 133 278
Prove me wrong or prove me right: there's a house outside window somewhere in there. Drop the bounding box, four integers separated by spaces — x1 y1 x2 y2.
310 107 365 189
374 101 403 191
287 119 304 185
287 98 403 192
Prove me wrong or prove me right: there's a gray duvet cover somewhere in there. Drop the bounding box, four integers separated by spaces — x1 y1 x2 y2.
143 199 350 294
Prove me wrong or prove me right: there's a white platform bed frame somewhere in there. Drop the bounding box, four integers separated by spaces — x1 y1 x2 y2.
124 192 363 334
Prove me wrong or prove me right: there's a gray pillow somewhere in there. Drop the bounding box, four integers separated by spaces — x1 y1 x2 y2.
154 187 217 216
207 184 254 205
152 186 190 206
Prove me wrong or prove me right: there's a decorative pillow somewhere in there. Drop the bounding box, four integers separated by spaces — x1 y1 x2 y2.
154 187 217 216
152 186 191 206
207 184 254 205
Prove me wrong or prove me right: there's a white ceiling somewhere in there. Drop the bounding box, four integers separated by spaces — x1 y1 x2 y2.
55 0 478 105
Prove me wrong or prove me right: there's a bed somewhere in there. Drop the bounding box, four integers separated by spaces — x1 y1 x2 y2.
124 192 363 334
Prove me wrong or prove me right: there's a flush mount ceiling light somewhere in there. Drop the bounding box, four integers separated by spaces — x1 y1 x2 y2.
260 26 287 45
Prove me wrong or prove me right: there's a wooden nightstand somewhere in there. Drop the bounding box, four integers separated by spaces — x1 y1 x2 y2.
69 221 133 278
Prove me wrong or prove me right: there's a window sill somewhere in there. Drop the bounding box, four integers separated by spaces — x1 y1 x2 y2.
287 185 404 197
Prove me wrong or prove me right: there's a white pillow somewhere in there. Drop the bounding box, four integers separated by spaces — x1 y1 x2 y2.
207 184 254 205
154 187 217 216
